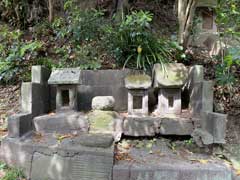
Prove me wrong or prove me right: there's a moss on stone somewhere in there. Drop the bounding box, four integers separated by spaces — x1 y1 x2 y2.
125 74 151 89
88 110 116 132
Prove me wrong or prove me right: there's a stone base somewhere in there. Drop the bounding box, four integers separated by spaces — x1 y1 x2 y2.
33 111 89 134
0 133 114 180
113 161 232 180
123 116 194 137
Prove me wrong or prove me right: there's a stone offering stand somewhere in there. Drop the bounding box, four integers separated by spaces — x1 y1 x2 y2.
0 64 230 180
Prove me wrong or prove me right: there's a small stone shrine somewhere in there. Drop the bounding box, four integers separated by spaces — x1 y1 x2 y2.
124 74 152 116
153 63 188 115
48 68 81 111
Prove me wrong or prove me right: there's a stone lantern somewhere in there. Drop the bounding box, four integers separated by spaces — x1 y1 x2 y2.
153 63 188 115
48 68 81 111
125 74 152 116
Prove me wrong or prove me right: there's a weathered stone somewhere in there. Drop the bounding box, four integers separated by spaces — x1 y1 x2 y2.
153 63 189 88
8 113 33 138
21 82 50 117
31 66 51 84
113 160 232 180
189 65 204 85
190 81 214 116
56 85 77 111
92 96 115 111
157 88 182 115
48 68 81 84
201 112 227 144
123 117 160 136
77 70 141 112
160 117 194 135
191 128 214 147
124 74 151 89
76 134 114 148
127 90 149 116
34 111 89 134
88 110 123 141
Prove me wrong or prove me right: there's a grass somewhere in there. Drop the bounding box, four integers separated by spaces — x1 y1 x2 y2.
0 162 25 180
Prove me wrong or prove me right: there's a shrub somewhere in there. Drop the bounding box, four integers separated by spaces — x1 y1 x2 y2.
0 25 43 84
105 11 178 71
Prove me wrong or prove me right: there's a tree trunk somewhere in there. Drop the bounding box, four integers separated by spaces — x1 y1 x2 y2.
48 0 54 22
178 0 197 47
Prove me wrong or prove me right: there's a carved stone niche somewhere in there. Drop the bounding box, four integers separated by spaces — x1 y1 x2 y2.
48 68 81 111
125 74 152 116
153 63 189 116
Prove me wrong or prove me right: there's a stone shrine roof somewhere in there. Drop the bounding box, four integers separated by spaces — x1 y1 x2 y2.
125 74 152 89
153 63 188 88
48 68 81 85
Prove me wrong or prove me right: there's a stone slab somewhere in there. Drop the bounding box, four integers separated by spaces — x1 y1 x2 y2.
113 161 232 180
153 63 189 88
123 116 194 136
190 81 214 116
34 111 89 134
201 112 227 144
123 117 161 136
1 134 114 180
160 117 194 135
48 68 82 84
125 74 152 89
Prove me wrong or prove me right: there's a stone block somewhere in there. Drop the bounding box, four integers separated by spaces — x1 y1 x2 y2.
160 118 194 135
157 88 181 115
191 128 214 146
21 82 50 117
124 74 152 89
201 112 227 144
78 85 128 111
48 68 82 84
31 66 51 84
34 111 89 134
8 113 32 138
189 65 204 85
112 164 131 180
76 134 114 148
123 117 160 136
153 63 189 88
92 96 115 111
190 81 213 116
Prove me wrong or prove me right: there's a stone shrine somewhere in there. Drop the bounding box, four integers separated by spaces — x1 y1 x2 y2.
0 64 228 180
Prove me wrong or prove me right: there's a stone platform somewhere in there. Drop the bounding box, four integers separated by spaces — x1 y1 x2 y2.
123 113 195 136
0 133 114 180
1 135 237 180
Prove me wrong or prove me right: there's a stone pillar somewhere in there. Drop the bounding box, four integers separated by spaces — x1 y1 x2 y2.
56 87 63 111
69 87 77 110
128 92 133 115
142 91 148 115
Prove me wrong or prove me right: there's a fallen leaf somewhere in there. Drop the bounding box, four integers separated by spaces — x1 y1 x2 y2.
190 159 209 164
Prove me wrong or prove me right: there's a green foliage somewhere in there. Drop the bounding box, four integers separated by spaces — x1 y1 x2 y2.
56 0 105 43
0 162 25 180
216 47 240 86
105 11 180 71
215 0 240 87
0 25 43 84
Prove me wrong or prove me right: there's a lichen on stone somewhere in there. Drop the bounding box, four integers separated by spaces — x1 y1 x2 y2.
125 74 151 89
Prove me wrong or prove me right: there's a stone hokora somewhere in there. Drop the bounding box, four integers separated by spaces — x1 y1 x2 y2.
153 63 188 115
124 74 152 116
48 68 82 111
